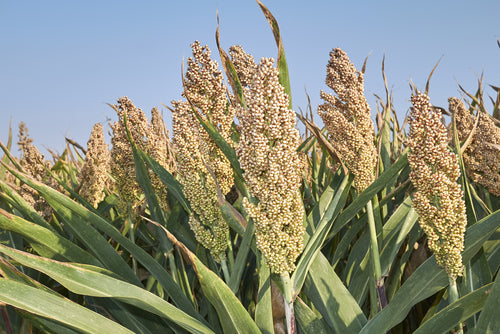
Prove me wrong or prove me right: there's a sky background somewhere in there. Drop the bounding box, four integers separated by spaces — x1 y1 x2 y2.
1 0 499 157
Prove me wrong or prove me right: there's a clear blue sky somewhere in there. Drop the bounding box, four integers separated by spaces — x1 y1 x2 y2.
1 0 499 156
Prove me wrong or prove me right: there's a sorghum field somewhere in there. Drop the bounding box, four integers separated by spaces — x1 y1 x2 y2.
1 2 499 333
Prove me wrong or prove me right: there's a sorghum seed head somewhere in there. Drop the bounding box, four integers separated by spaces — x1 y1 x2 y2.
79 123 112 208
318 48 377 191
229 45 257 88
237 57 305 274
408 92 467 279
110 97 173 214
16 123 55 220
450 97 500 196
171 41 236 262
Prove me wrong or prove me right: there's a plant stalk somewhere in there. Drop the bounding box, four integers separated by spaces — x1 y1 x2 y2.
448 276 463 334
127 210 138 276
221 259 231 283
1 305 12 334
366 199 386 311
281 271 296 334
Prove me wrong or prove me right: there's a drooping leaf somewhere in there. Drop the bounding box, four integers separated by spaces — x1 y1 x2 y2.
0 208 100 266
0 279 135 334
0 245 215 334
164 226 261 334
414 283 492 334
359 208 500 333
256 0 291 108
1 163 203 323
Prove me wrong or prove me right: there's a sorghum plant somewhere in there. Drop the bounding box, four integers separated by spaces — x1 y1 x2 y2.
450 97 500 196
237 57 304 275
237 56 304 332
110 97 172 215
16 122 55 220
318 48 377 192
171 41 235 264
408 92 467 279
110 97 151 214
1 3 499 334
229 45 257 88
318 48 384 311
79 123 112 208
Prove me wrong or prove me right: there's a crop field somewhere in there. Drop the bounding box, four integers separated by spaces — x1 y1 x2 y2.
0 2 499 333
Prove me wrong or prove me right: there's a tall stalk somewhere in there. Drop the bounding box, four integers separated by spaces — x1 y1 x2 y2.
281 272 296 334
366 199 385 312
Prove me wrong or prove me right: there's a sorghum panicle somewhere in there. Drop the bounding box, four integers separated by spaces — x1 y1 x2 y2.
318 48 377 191
110 97 173 214
17 122 34 152
16 123 54 220
184 41 235 194
237 57 305 274
148 107 177 192
229 45 257 88
408 92 467 279
171 41 236 262
450 97 500 196
110 97 148 213
172 100 229 262
79 123 112 208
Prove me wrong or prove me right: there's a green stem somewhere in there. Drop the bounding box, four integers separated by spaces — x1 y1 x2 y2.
167 251 178 285
281 271 296 334
448 276 463 334
368 264 378 318
128 210 138 276
366 199 385 312
227 231 235 272
221 259 231 283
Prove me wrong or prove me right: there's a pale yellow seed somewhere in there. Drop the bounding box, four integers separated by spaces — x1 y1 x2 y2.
408 92 467 279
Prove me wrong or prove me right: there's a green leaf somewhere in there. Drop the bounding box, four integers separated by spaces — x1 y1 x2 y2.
256 0 291 108
93 299 159 334
343 192 416 304
294 297 331 334
255 251 273 334
484 230 500 274
303 252 366 333
137 148 191 214
0 279 135 334
191 108 244 179
125 124 175 268
0 179 54 231
220 198 247 236
2 164 203 323
292 174 352 293
24 315 84 334
0 245 215 334
6 166 140 285
330 216 365 269
359 208 500 333
379 197 418 275
0 121 13 181
215 16 247 108
475 264 500 333
0 208 100 266
461 249 492 330
229 221 255 292
328 152 408 240
414 283 492 334
164 227 261 334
